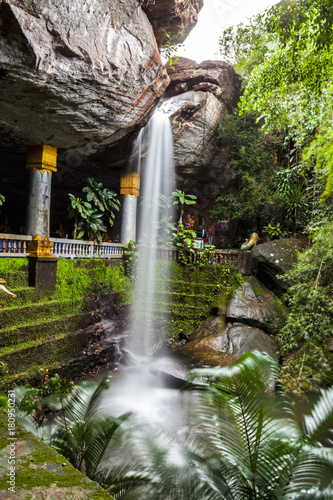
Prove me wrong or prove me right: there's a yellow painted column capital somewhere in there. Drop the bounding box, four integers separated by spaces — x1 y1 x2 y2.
26 144 57 175
120 172 140 197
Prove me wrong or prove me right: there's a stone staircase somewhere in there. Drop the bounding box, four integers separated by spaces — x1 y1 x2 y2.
135 275 222 339
0 268 92 383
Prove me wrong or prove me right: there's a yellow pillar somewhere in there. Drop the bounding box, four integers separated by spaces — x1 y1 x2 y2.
120 172 140 243
120 172 140 197
26 145 57 258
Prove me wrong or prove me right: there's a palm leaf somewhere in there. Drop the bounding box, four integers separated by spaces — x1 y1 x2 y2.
61 375 110 423
303 386 333 444
85 413 132 479
187 351 304 498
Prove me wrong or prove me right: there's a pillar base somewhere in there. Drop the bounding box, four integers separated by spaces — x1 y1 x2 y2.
27 235 55 258
238 251 257 276
28 257 58 292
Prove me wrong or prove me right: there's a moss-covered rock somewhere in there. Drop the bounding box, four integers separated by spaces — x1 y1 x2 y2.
0 409 114 499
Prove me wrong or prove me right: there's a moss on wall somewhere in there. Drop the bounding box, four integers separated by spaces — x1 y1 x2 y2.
55 258 132 305
148 261 242 339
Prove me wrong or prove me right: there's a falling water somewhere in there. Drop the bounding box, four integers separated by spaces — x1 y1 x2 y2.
130 108 175 355
103 109 187 432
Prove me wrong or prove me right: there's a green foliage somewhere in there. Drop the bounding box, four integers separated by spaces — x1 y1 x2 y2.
68 194 94 240
0 193 5 207
173 223 197 265
262 222 286 240
68 178 120 242
240 1 333 128
0 360 9 376
11 372 71 421
184 351 333 499
303 114 333 200
20 376 131 483
172 189 197 227
83 178 120 227
0 257 28 272
284 184 311 234
219 12 272 77
123 240 138 281
159 29 185 70
277 221 333 394
238 0 333 205
71 352 333 499
55 258 131 305
211 110 281 236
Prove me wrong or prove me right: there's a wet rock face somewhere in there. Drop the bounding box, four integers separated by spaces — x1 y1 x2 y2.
226 277 287 334
0 0 169 159
166 58 242 111
166 90 227 171
143 0 204 46
252 238 309 296
172 320 279 371
164 58 242 201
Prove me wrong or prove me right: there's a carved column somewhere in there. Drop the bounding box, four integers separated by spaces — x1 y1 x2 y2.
26 144 57 239
120 172 140 244
25 145 58 291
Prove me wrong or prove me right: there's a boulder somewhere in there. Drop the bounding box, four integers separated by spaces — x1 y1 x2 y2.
226 277 287 334
143 0 204 46
164 90 227 171
252 238 309 296
0 0 169 159
172 320 279 371
162 58 242 207
166 58 242 111
149 356 189 388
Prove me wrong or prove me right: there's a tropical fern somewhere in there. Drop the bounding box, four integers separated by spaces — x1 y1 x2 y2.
187 351 333 499
13 353 333 499
41 376 132 479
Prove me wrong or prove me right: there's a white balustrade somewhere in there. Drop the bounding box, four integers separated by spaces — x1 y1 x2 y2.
0 233 32 257
50 237 124 259
0 234 239 266
0 234 124 260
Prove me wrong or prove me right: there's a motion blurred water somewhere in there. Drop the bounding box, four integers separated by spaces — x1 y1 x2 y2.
103 109 183 431
130 108 175 355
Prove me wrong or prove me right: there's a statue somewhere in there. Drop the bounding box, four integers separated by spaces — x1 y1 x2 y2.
186 214 194 229
241 232 259 251
0 279 17 298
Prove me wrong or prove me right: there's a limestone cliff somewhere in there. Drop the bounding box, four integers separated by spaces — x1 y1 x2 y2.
0 0 169 158
143 0 204 46
164 57 242 211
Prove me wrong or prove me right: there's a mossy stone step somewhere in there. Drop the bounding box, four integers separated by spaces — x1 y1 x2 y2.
0 299 80 329
0 269 29 287
145 280 218 294
0 286 37 307
0 329 92 375
135 302 210 315
157 278 218 286
135 291 214 308
0 312 91 348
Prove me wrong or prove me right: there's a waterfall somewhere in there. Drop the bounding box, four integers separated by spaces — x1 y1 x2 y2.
130 108 175 355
